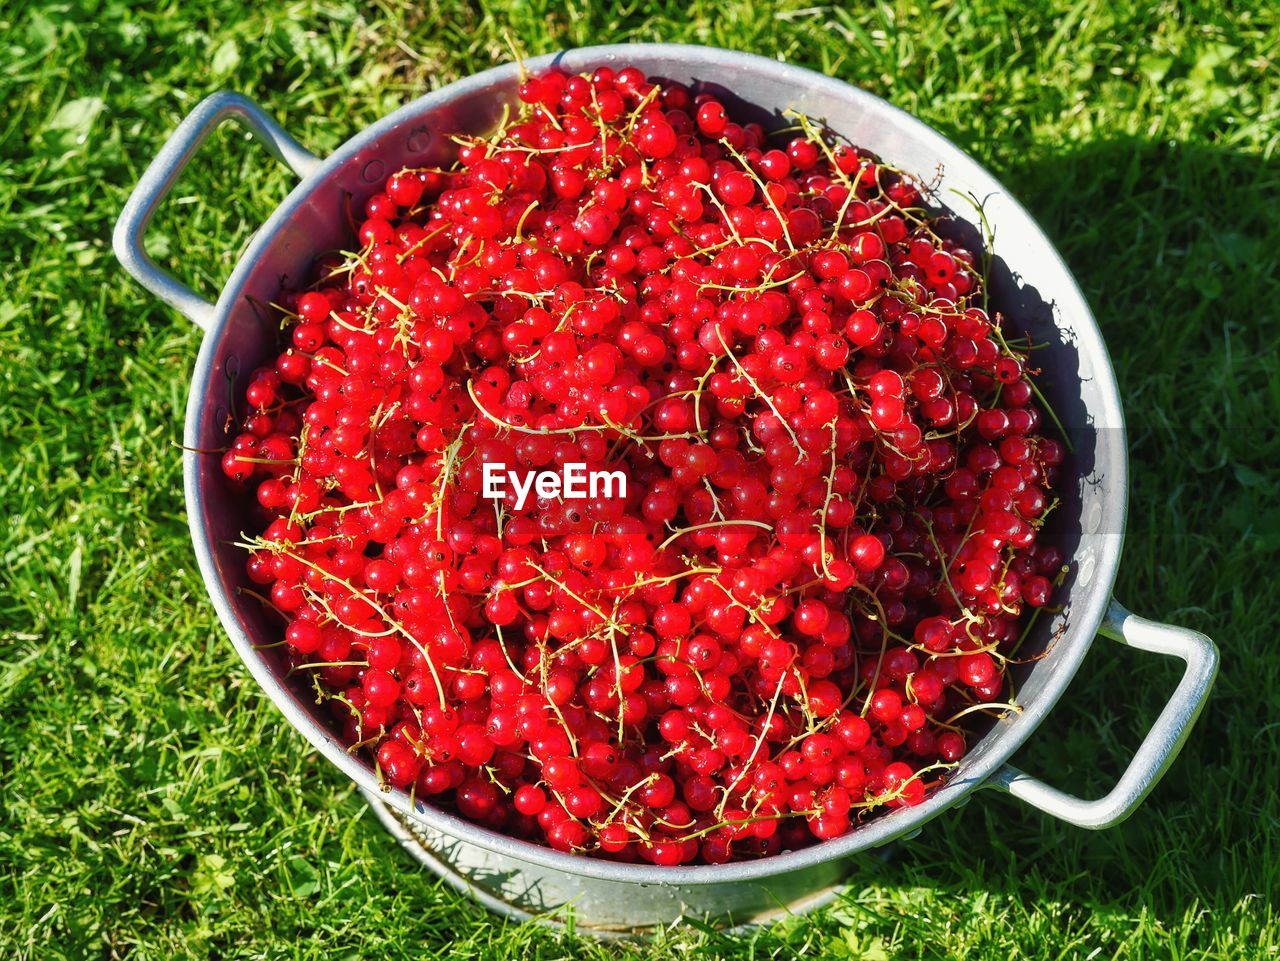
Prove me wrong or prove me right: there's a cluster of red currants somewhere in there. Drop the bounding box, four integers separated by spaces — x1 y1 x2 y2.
224 64 1065 865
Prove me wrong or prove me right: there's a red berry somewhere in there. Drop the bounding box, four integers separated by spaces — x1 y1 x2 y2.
230 63 1059 864
850 534 887 572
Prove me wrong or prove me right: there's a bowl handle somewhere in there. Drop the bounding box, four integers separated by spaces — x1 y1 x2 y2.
113 92 321 331
988 599 1218 829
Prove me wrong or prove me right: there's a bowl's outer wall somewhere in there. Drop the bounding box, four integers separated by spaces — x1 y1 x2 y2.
183 45 1127 927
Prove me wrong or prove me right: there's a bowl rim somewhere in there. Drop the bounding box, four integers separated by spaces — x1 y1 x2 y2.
184 42 1128 885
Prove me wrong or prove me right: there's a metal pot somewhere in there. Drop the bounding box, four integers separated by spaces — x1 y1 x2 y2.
114 44 1218 937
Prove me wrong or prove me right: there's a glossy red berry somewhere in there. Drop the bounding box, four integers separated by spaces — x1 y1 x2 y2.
230 62 1058 864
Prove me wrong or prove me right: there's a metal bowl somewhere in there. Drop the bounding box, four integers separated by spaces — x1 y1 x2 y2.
114 43 1218 937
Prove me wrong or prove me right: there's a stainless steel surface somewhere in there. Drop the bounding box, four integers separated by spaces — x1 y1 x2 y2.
990 600 1218 829
114 43 1219 935
112 92 321 329
364 788 851 936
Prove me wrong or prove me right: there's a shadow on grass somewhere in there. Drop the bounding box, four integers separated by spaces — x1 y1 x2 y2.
812 135 1278 943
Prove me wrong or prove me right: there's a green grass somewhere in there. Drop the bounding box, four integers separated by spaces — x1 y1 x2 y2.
1 1 1277 957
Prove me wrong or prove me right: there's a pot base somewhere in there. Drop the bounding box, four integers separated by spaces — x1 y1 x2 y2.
363 789 855 938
